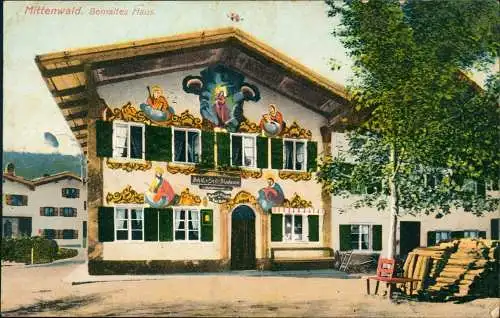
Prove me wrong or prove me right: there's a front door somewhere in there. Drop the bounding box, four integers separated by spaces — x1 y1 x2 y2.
231 205 256 270
400 221 421 256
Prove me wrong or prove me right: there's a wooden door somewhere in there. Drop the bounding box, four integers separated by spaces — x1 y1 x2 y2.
400 221 421 256
231 206 256 270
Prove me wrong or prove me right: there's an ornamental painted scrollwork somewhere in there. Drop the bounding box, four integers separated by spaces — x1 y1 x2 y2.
168 110 202 129
281 121 312 140
282 193 313 208
167 163 198 175
106 158 152 172
177 188 202 206
240 168 263 179
278 170 312 182
106 185 144 204
222 191 257 211
239 118 260 134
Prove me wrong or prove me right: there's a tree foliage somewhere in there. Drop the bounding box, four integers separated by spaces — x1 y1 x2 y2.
319 0 499 216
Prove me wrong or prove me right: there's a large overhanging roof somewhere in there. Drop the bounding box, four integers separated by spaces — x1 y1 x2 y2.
35 27 357 155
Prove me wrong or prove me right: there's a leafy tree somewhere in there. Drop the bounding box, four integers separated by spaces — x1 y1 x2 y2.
319 0 499 258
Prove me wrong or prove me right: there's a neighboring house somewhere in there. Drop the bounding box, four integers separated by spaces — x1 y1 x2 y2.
35 27 357 273
2 164 88 248
330 132 500 259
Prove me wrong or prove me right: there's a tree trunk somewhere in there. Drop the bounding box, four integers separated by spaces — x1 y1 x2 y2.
387 144 399 259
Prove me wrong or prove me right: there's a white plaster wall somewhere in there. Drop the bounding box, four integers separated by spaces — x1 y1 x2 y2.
97 67 329 260
3 178 87 247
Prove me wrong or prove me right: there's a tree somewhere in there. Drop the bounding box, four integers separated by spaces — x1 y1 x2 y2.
319 0 500 258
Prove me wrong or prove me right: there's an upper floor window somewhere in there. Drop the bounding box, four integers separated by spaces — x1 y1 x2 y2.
174 208 200 241
113 121 145 160
283 139 307 171
60 207 77 217
5 194 28 206
62 188 80 198
40 207 57 217
231 134 256 168
173 128 200 164
115 207 143 241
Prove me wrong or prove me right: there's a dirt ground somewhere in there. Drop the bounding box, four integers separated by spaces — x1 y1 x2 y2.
1 263 499 317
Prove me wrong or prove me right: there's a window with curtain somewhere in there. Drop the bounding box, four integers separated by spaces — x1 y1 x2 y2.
61 207 77 217
115 207 143 241
351 225 370 250
112 122 144 159
283 139 306 171
435 231 451 244
173 128 200 163
231 134 255 168
5 194 28 206
463 230 479 238
175 209 200 241
284 214 304 241
41 207 56 216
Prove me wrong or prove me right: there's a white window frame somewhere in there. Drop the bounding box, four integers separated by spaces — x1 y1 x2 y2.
230 133 257 169
112 120 145 161
350 224 371 251
435 230 452 244
282 138 308 172
282 213 308 242
173 207 201 242
114 205 144 242
172 127 201 165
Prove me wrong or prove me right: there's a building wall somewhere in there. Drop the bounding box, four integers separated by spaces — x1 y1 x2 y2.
2 178 87 247
95 66 329 262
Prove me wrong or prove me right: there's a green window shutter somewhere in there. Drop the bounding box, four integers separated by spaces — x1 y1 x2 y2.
478 231 486 239
307 215 319 242
144 208 159 241
451 231 464 239
216 133 230 168
98 206 114 242
256 136 269 169
307 141 318 172
96 120 113 157
271 214 283 242
201 131 215 169
339 225 351 251
372 225 382 251
145 126 172 162
158 208 173 241
270 138 283 169
200 209 213 242
491 219 499 240
427 231 436 246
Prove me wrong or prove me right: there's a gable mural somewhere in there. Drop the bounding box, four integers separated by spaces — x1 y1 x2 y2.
259 104 285 137
257 176 285 213
140 85 176 122
182 65 261 132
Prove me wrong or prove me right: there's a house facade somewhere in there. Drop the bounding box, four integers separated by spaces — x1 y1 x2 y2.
330 132 500 259
2 165 88 248
36 28 357 273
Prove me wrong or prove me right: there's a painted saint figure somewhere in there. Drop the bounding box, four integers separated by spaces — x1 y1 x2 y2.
140 85 175 122
145 167 176 208
257 178 285 213
260 104 285 137
213 89 231 127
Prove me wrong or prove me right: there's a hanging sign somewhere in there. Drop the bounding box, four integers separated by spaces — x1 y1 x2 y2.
207 191 232 204
191 175 241 188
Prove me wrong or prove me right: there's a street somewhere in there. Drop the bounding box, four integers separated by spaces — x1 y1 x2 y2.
1 262 498 317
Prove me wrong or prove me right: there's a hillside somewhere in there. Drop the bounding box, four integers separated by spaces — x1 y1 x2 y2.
3 152 82 180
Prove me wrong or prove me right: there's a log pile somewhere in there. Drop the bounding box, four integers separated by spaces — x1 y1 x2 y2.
402 238 499 300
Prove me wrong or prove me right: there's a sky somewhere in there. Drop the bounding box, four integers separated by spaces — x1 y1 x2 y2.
3 1 352 156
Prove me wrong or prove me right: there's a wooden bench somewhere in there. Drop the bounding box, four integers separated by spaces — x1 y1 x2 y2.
270 247 335 271
364 258 421 299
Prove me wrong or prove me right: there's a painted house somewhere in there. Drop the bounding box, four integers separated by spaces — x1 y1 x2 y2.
330 132 500 260
35 28 358 274
2 164 88 248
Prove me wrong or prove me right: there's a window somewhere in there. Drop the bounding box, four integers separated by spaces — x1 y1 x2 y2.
5 194 28 206
174 209 200 241
61 207 77 217
115 207 143 241
283 139 306 171
62 188 80 198
231 134 256 168
62 229 78 239
351 225 370 250
463 230 480 238
113 121 145 159
173 128 200 164
435 231 451 244
41 207 57 217
43 229 56 240
284 214 304 241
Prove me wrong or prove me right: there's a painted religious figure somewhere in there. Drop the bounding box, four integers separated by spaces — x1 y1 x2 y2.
260 103 285 137
182 65 261 132
257 178 285 213
144 167 176 208
140 85 175 122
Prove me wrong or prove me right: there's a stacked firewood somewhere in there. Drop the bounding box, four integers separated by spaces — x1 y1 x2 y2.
402 238 499 300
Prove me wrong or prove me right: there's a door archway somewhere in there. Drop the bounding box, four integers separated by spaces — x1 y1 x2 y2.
231 205 256 270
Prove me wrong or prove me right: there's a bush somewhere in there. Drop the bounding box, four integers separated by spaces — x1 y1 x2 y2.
1 236 58 264
56 248 78 260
